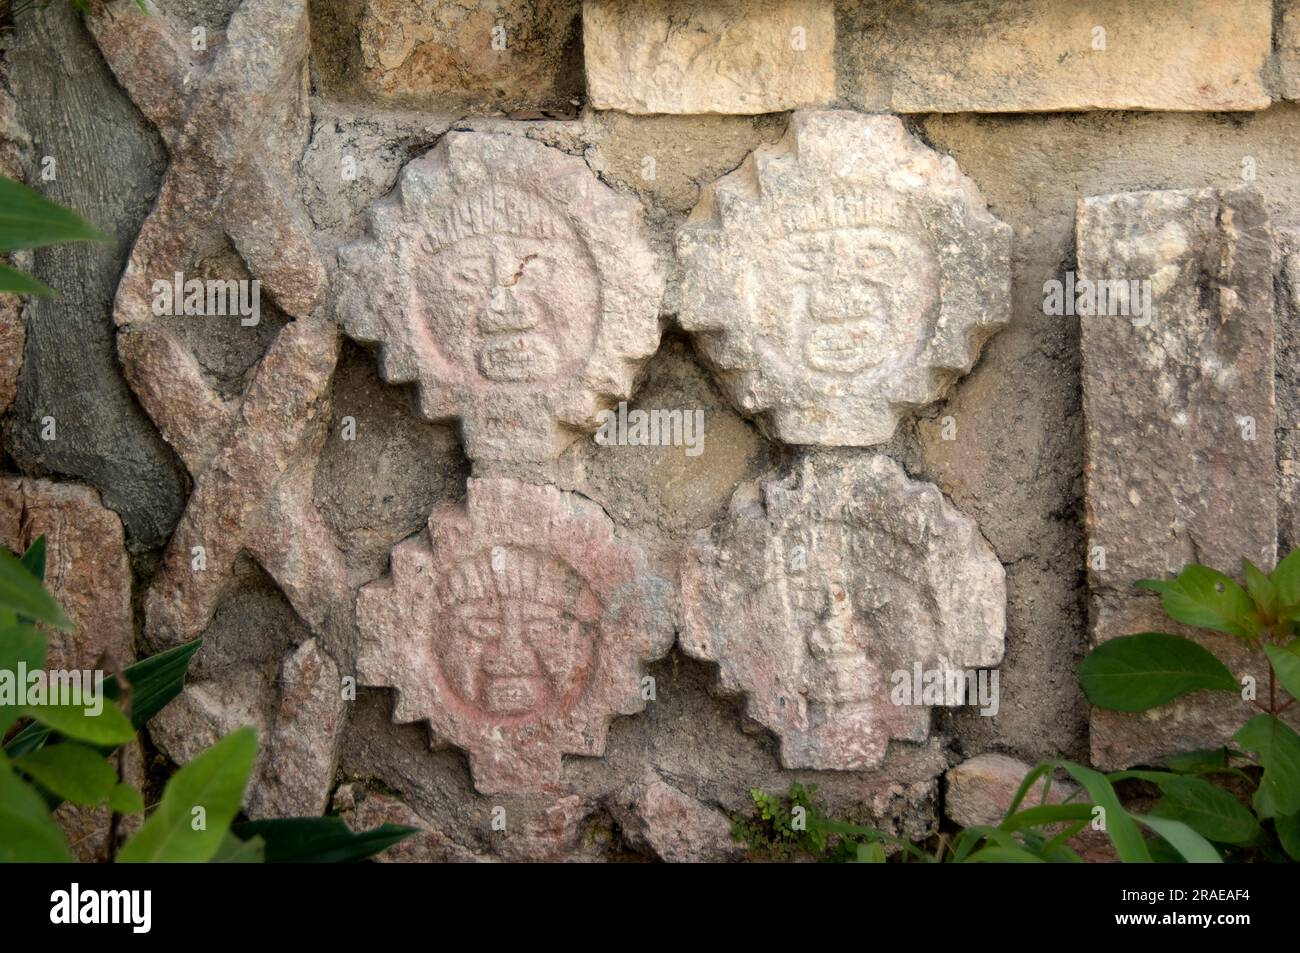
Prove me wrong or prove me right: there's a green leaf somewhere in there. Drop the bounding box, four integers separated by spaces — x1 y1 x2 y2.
1161 747 1243 775
964 846 1046 863
230 817 419 864
1272 547 1300 612
0 175 109 252
1276 812 1300 861
1137 566 1258 638
5 639 201 757
1000 803 1096 833
25 699 135 746
1132 814 1222 863
1078 633 1238 711
1057 761 1151 862
854 841 886 863
108 783 144 815
0 543 70 630
0 621 46 735
1244 559 1278 620
1264 641 1300 702
1235 715 1300 819
19 537 45 583
211 832 266 864
0 764 71 861
1150 775 1258 845
0 262 55 297
14 743 116 806
118 727 257 863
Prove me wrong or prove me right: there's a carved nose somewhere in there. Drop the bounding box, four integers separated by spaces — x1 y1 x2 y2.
482 626 536 676
480 285 537 333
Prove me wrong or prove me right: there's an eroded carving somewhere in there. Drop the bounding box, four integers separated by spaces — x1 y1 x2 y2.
676 110 1011 446
681 454 1006 770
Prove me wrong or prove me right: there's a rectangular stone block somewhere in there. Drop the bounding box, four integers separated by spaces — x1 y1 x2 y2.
1079 188 1279 769
1282 1 1300 101
840 0 1272 113
312 0 582 112
583 0 835 114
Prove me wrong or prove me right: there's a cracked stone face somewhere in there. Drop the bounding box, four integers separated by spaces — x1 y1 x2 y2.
356 478 674 795
336 131 664 462
676 110 1010 446
680 454 1006 770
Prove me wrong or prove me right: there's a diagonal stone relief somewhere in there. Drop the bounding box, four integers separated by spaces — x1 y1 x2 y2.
676 110 1010 447
87 0 349 815
680 454 1006 770
356 478 675 795
334 130 665 462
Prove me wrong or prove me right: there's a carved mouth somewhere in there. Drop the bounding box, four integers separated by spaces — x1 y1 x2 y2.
803 324 874 374
477 334 558 382
483 675 540 714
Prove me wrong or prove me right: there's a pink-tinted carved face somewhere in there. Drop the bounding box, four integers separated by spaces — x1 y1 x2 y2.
433 548 598 720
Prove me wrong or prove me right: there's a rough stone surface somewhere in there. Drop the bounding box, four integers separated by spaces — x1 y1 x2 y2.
336 130 664 462
0 80 29 423
944 753 1073 828
584 0 835 115
1281 2 1300 102
309 0 582 115
1079 188 1280 769
5 2 185 546
1280 228 1300 556
610 775 743 862
334 784 479 862
357 478 675 795
680 453 1005 770
0 478 132 672
246 639 345 818
677 111 1010 447
838 0 1273 114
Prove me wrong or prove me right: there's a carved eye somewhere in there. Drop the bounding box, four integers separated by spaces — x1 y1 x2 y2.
462 617 502 641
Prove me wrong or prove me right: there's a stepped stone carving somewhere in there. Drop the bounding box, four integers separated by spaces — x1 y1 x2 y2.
357 478 674 795
677 111 1010 447
336 131 664 462
680 454 1005 770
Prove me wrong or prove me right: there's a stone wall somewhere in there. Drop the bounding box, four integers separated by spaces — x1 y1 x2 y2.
3 0 1298 861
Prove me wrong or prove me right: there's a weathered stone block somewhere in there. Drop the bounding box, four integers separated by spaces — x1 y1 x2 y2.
315 0 582 112
839 0 1272 113
336 130 664 462
1281 1 1300 101
677 111 1010 447
680 454 1005 771
1079 188 1280 769
0 478 132 673
584 0 834 115
356 478 675 795
610 776 743 863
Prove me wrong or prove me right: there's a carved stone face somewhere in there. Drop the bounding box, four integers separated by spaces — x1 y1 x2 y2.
433 547 596 720
423 234 600 384
767 227 939 377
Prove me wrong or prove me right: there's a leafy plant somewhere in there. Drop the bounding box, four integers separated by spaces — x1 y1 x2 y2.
0 537 417 862
1076 549 1300 860
0 175 109 296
